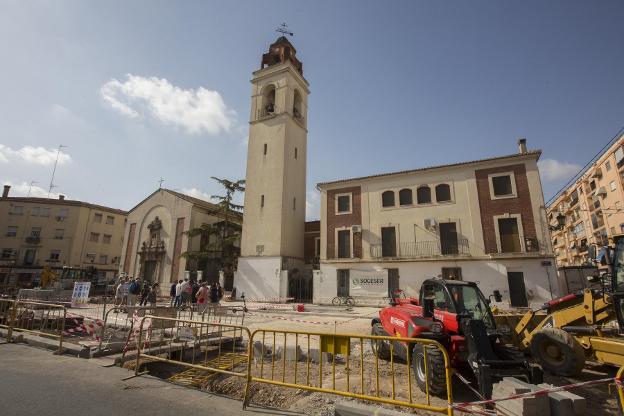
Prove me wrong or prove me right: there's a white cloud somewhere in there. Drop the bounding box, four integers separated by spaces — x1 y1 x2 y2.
100 74 235 135
181 187 213 202
538 159 582 182
0 145 71 166
2 180 64 199
306 190 320 220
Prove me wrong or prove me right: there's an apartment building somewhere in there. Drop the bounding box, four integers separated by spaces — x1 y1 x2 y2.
0 185 127 286
315 140 556 308
548 134 624 266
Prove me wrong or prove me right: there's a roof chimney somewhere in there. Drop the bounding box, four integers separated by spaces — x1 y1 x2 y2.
518 138 527 154
2 185 10 198
58 194 65 201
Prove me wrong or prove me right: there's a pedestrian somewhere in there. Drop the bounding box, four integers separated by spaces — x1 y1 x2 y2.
196 282 209 313
209 282 220 305
147 283 159 306
215 282 224 302
169 282 177 306
139 281 150 306
121 278 130 306
114 279 124 306
191 280 200 305
174 280 183 308
180 278 191 308
127 277 140 306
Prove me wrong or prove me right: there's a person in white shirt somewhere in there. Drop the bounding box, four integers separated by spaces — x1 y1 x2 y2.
174 280 183 308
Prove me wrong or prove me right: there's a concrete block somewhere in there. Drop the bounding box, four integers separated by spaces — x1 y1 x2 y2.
538 384 586 415
493 378 550 416
275 345 305 362
252 341 273 362
334 400 408 416
308 349 333 364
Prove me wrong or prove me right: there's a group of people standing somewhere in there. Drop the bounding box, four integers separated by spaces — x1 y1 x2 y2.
114 277 159 307
170 278 223 312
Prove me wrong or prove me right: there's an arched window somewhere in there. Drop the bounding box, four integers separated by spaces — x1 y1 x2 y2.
382 191 395 207
435 184 451 202
416 186 431 204
262 85 276 115
399 189 413 206
293 89 303 119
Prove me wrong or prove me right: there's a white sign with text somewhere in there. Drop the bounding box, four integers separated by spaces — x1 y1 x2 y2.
349 269 388 297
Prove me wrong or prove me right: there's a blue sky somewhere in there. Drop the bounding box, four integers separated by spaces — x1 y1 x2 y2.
1 1 623 219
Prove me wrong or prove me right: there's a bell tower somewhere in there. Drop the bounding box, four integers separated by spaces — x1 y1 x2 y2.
235 36 310 299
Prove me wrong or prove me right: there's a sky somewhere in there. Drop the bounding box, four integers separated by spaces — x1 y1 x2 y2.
1 1 623 220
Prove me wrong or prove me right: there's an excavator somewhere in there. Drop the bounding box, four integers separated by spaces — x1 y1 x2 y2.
512 234 624 376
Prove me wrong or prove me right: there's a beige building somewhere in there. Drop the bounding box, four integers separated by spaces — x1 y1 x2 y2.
0 185 127 286
235 36 310 300
316 140 557 308
120 188 242 288
548 133 624 266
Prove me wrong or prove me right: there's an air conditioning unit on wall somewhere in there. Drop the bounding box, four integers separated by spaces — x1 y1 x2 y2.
351 225 362 233
424 218 437 230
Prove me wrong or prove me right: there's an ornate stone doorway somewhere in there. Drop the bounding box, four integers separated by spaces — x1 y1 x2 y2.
138 216 166 283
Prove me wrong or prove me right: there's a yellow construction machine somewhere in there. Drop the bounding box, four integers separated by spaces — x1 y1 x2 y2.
511 235 624 376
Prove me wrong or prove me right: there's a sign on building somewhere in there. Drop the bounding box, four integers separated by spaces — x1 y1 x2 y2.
71 282 91 308
349 269 388 297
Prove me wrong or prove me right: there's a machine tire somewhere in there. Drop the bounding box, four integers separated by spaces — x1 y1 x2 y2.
412 344 448 396
371 323 391 360
494 344 527 363
530 328 585 376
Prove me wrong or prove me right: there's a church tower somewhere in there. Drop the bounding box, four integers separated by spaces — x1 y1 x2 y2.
235 36 309 299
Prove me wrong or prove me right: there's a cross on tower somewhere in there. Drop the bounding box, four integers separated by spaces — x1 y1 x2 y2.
158 177 165 188
275 23 294 37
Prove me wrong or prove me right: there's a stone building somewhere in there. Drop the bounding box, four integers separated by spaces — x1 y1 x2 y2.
120 188 241 287
0 185 126 286
316 140 557 308
548 133 624 267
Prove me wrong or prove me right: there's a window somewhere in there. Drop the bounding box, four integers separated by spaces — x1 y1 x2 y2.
606 161 612 171
442 267 462 280
31 207 40 216
94 213 103 223
314 237 321 257
99 255 108 264
616 147 624 165
23 249 36 266
40 207 50 217
293 89 303 119
611 181 617 192
58 208 69 219
49 250 60 261
381 226 397 257
294 147 298 159
6 226 17 237
422 282 455 312
439 222 459 254
106 215 115 225
263 143 267 155
382 191 395 207
337 269 350 296
261 195 265 208
85 253 96 263
54 229 64 240
498 217 522 253
435 184 451 202
2 249 14 259
590 180 596 191
293 197 296 210
399 189 413 206
30 227 41 237
388 269 400 295
103 234 112 244
416 186 431 204
89 232 99 243
491 175 515 198
9 205 23 215
337 229 351 258
336 194 351 213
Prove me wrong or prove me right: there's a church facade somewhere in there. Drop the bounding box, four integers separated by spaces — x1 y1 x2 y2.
120 188 241 287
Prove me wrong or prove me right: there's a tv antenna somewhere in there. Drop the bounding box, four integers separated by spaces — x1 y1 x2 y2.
27 181 38 197
48 144 67 198
276 23 294 37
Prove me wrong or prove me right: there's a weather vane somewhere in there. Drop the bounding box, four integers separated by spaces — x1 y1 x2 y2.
276 23 294 37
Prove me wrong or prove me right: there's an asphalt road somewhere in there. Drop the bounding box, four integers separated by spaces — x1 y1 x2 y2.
0 343 298 416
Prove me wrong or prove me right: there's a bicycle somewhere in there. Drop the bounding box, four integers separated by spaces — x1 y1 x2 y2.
332 295 355 307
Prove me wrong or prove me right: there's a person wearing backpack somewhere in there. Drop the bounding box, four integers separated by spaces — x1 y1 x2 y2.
127 278 140 306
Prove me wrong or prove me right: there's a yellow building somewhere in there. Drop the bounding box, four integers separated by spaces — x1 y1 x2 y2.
548 134 624 266
0 185 127 286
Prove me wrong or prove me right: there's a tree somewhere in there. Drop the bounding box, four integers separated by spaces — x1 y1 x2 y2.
181 177 245 286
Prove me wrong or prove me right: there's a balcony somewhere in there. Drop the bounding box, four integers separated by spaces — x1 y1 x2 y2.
304 256 320 270
25 236 41 245
370 239 470 259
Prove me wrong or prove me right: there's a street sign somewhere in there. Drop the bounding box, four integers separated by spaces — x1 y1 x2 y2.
71 282 91 308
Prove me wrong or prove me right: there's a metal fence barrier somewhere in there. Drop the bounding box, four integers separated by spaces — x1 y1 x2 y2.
0 299 66 354
247 329 454 415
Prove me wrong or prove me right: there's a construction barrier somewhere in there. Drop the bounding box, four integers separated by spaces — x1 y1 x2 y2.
247 328 454 415
0 299 67 354
134 315 252 398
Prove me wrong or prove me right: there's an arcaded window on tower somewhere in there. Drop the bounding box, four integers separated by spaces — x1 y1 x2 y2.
262 85 276 116
417 186 431 204
381 191 395 207
293 89 303 119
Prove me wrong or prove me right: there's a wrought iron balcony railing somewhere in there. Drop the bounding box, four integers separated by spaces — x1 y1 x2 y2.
370 239 470 259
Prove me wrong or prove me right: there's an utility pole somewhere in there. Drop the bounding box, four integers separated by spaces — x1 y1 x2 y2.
48 145 67 198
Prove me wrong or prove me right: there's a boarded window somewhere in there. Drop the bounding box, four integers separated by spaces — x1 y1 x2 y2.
492 176 513 197
381 191 395 207
435 184 451 202
498 218 521 252
417 186 431 204
399 189 413 205
381 227 397 257
337 230 351 258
